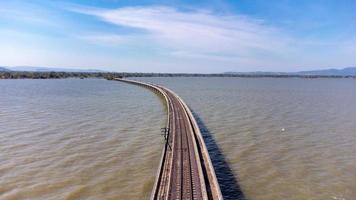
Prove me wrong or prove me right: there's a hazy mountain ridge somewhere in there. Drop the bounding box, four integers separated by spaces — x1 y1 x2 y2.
0 67 10 71
225 67 356 76
297 67 356 76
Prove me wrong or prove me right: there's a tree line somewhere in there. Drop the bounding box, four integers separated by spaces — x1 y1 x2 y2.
0 71 124 80
1 71 355 79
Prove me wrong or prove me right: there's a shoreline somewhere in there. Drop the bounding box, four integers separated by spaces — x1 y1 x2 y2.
1 71 356 79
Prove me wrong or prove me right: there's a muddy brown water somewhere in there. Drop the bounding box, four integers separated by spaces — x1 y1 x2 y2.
1 78 355 200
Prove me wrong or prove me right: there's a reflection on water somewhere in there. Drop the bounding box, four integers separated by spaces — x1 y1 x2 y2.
138 77 356 200
0 79 165 200
1 77 356 200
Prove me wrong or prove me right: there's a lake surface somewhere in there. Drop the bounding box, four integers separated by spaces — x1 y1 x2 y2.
1 78 356 200
0 79 165 200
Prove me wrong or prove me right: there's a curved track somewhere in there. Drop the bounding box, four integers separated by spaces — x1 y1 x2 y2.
114 78 222 200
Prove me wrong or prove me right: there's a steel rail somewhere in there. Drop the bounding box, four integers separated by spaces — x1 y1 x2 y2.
114 78 223 200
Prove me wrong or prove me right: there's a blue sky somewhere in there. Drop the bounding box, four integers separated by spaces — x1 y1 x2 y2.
0 0 355 73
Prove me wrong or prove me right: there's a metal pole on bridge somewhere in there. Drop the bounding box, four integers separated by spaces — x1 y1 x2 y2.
161 127 171 151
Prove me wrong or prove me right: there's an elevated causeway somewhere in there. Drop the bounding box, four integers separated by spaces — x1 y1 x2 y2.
115 78 222 200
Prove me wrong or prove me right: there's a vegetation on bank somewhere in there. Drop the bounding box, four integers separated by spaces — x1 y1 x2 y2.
0 71 123 80
1 71 356 79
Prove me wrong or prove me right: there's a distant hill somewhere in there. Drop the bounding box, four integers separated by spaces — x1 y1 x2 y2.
0 67 10 71
225 67 356 76
7 66 106 73
297 67 356 76
224 71 290 76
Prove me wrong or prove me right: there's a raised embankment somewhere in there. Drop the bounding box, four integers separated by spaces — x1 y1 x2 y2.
114 78 222 200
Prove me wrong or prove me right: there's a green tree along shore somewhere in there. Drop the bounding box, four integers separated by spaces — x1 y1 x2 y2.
1 71 356 79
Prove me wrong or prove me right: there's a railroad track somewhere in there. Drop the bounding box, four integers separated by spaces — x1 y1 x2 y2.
114 78 222 200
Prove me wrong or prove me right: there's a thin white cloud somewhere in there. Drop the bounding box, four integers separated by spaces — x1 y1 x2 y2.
70 6 292 58
80 34 127 46
0 1 61 27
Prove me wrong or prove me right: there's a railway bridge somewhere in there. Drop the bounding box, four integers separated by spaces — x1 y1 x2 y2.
115 78 222 200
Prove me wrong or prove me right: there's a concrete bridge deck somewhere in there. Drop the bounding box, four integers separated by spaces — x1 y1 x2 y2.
115 78 222 200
